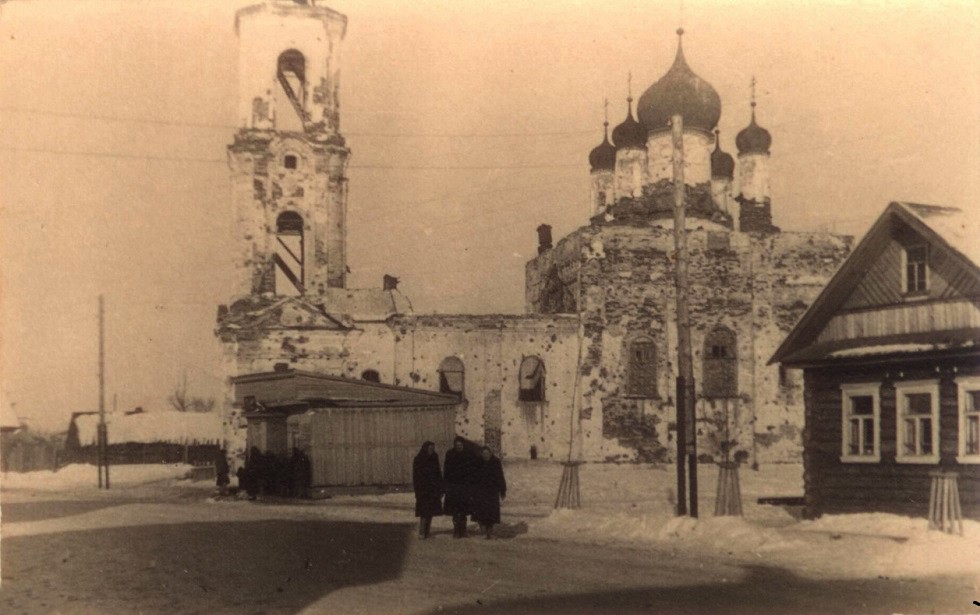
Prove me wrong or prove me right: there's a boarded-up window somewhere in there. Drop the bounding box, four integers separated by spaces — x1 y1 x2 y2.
703 326 737 398
438 357 465 397
707 231 730 252
626 338 658 397
518 357 546 402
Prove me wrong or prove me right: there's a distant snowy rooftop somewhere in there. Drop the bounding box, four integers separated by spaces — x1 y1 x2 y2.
74 411 224 446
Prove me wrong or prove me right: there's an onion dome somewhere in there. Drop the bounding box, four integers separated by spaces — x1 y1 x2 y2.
735 102 772 155
612 86 647 150
637 29 722 134
710 130 734 179
589 120 616 171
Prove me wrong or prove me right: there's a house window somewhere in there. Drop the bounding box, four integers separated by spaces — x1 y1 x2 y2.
840 383 880 463
626 338 658 397
361 369 380 383
957 377 980 463
703 327 737 398
518 357 545 402
894 380 940 464
904 245 928 294
438 357 465 397
284 154 298 170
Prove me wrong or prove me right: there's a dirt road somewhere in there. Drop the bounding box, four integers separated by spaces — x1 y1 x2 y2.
1 494 974 615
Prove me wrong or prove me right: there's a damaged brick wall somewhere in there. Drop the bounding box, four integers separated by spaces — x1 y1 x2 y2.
526 221 852 464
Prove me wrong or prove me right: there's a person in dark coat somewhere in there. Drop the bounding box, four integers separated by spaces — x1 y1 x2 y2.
291 447 312 499
412 441 443 539
215 448 230 493
471 446 506 539
443 436 481 538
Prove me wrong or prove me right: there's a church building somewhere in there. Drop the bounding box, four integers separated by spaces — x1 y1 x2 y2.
216 1 852 468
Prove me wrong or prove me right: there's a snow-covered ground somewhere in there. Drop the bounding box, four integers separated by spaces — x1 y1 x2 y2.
3 460 977 580
0 463 200 491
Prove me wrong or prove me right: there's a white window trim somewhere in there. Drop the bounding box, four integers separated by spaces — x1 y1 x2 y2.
840 383 881 463
956 376 980 464
900 244 929 297
894 379 940 465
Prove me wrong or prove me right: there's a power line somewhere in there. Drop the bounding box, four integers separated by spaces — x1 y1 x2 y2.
0 145 584 170
0 106 597 138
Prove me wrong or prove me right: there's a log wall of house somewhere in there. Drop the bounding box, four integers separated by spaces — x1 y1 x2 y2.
803 357 980 519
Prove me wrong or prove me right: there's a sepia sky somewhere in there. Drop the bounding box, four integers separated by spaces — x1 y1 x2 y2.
0 0 977 431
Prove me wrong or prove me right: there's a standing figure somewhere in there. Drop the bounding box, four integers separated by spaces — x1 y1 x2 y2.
443 437 480 538
471 446 507 539
215 448 230 494
412 441 443 539
291 447 312 499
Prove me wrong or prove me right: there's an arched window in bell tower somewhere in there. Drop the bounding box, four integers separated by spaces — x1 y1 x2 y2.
276 49 307 128
274 211 304 296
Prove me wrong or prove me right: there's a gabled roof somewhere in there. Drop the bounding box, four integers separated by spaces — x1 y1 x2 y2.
770 201 980 366
231 369 459 409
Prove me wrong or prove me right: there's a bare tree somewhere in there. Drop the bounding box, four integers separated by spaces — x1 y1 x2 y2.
168 373 216 413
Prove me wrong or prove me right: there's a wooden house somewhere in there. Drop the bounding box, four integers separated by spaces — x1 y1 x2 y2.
232 368 459 490
771 202 980 518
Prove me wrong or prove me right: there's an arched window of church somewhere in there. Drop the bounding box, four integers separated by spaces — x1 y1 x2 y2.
438 357 465 397
274 212 304 296
703 326 737 398
360 369 380 383
277 49 307 126
626 337 658 397
518 356 546 402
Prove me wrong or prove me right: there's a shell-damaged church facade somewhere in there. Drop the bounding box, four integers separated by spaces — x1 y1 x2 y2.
216 1 851 466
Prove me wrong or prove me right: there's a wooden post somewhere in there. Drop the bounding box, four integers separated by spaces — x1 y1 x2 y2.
928 471 963 535
97 295 108 489
714 461 743 516
672 114 698 518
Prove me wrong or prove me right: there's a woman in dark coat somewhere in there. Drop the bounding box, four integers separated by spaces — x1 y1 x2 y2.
471 446 507 539
412 441 443 539
443 436 481 538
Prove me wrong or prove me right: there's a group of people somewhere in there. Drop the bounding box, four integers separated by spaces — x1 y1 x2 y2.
413 436 508 540
236 446 312 499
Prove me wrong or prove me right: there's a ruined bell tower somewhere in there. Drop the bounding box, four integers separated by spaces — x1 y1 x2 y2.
229 0 349 297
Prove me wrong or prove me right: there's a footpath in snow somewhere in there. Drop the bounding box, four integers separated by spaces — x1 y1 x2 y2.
2 461 978 580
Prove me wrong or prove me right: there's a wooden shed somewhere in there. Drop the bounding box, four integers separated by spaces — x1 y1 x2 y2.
771 202 980 519
232 368 459 489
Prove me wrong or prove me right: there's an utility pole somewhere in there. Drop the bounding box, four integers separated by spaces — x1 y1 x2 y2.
671 115 698 517
97 295 110 489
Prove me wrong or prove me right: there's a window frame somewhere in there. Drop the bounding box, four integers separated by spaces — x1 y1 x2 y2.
518 356 546 403
625 336 659 399
839 382 881 464
956 376 980 464
894 379 940 465
437 356 465 398
901 244 929 296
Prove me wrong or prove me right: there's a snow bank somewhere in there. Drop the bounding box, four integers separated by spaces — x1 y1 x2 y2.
0 463 196 491
74 411 224 446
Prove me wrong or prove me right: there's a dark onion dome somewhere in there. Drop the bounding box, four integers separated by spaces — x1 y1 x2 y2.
710 129 734 179
611 98 646 150
589 122 616 171
736 103 772 155
637 29 722 134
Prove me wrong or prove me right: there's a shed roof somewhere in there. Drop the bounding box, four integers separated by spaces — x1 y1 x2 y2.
231 369 459 409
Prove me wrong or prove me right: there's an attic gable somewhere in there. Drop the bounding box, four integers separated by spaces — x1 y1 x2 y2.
771 202 980 365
